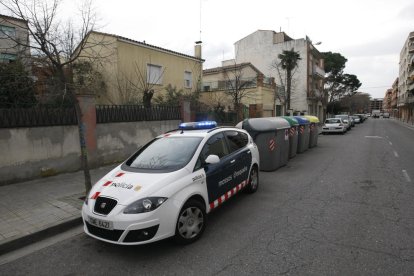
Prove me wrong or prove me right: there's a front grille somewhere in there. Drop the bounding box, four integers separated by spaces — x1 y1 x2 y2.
124 225 159 243
94 197 117 215
85 221 124 241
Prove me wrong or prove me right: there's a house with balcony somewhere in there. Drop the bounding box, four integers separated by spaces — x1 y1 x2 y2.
200 60 278 118
75 31 204 105
234 30 325 120
0 14 30 66
398 31 414 123
383 89 392 113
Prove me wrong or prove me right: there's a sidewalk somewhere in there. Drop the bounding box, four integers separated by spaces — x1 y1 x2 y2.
0 164 117 255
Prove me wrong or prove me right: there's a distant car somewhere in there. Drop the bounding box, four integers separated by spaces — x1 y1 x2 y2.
335 115 352 130
322 118 347 134
354 114 366 122
383 112 390 118
351 115 361 124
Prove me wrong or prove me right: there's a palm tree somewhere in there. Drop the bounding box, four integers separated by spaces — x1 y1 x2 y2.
278 49 301 113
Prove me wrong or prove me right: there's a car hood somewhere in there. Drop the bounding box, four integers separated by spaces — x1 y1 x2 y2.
89 165 190 205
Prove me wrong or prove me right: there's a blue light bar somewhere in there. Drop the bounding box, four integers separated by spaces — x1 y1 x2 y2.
179 121 217 130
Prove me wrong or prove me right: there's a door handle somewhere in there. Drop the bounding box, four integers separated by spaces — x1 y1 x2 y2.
230 159 235 164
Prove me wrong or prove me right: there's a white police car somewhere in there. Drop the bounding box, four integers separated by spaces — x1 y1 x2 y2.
82 121 260 245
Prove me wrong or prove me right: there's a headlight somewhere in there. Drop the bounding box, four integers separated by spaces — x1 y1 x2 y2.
123 197 168 214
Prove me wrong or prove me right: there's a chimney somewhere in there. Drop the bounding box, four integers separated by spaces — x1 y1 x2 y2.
195 41 202 59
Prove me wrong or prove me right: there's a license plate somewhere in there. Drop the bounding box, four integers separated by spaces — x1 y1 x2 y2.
88 216 113 230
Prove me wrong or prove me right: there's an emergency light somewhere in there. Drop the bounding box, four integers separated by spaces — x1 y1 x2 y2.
179 121 217 130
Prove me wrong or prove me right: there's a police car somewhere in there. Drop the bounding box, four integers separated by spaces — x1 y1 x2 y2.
82 121 260 245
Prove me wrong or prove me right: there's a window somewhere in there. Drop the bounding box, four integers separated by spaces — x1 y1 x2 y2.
224 131 248 153
127 137 202 171
0 25 16 38
0 53 17 63
184 71 192 88
200 133 229 160
147 64 163 85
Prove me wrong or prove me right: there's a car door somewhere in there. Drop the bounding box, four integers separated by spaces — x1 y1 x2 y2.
223 130 252 187
197 132 234 206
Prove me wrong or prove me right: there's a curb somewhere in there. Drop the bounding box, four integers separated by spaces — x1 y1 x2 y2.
0 216 83 256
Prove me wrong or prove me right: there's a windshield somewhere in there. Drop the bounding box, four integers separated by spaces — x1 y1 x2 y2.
326 119 341 124
126 136 203 172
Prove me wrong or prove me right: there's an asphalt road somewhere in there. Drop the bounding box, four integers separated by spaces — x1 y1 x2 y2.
1 118 414 275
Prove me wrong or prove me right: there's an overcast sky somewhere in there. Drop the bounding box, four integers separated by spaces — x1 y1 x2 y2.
3 0 414 98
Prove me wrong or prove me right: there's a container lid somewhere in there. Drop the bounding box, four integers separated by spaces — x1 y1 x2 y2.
267 117 291 129
304 115 320 123
293 116 310 125
239 118 278 132
281 116 299 126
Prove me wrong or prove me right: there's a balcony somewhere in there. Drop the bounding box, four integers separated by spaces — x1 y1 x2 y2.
409 44 414 54
312 65 325 78
202 78 257 92
407 94 414 104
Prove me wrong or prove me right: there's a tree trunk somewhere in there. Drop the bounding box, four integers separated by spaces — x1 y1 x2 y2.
286 70 292 112
143 89 154 108
57 66 92 194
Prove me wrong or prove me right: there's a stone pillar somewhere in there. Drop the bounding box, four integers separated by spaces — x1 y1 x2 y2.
180 100 191 122
76 94 98 168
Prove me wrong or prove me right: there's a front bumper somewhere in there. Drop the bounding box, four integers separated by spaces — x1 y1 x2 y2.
82 198 179 245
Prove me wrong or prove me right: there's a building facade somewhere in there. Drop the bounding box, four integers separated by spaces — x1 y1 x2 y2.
201 61 278 118
77 31 204 105
234 30 325 121
0 14 30 65
369 98 383 113
383 89 392 113
397 31 414 123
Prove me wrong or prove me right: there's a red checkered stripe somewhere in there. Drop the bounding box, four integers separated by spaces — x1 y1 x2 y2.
90 171 125 199
299 126 304 134
209 180 247 210
289 127 295 137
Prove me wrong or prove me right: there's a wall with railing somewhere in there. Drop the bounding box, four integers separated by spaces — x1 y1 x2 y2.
0 100 182 185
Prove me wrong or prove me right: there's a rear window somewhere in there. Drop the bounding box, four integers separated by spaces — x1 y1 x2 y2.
125 136 203 172
326 119 340 123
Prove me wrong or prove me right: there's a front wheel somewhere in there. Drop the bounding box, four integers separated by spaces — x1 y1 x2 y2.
174 199 206 245
245 166 259 194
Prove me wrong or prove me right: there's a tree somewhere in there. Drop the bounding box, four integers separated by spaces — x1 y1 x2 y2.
0 59 36 108
115 60 165 107
322 52 362 113
1 0 102 194
277 48 301 113
222 62 256 121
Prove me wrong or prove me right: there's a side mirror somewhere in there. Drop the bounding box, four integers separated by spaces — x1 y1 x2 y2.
205 154 220 164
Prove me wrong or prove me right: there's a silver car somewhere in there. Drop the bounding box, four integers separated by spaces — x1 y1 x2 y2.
334 115 351 130
322 118 347 134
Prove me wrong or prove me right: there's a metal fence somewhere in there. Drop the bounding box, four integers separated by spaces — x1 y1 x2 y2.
0 106 77 128
96 105 181 123
0 105 181 128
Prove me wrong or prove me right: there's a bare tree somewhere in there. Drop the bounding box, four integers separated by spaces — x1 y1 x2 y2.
222 62 256 121
114 60 165 107
1 0 105 194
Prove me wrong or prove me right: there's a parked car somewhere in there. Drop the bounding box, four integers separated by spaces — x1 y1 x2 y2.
383 112 390 118
335 115 352 130
351 115 361 124
82 121 260 245
322 118 347 134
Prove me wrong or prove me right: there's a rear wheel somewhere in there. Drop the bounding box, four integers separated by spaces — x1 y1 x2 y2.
174 199 206 244
245 166 259 194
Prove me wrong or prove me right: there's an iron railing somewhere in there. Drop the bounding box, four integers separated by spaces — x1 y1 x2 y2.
96 105 181 123
0 106 77 128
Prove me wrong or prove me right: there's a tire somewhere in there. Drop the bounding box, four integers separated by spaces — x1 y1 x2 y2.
174 199 206 245
245 165 259 194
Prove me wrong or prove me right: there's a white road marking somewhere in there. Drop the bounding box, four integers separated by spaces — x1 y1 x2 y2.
389 141 393 146
365 136 382 139
393 151 399 158
402 170 412 183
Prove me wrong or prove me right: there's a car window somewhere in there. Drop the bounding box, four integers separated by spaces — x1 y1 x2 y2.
224 130 248 153
126 136 202 171
200 133 229 160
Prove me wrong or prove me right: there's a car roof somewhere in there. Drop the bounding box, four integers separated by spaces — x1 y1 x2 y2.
157 127 245 138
